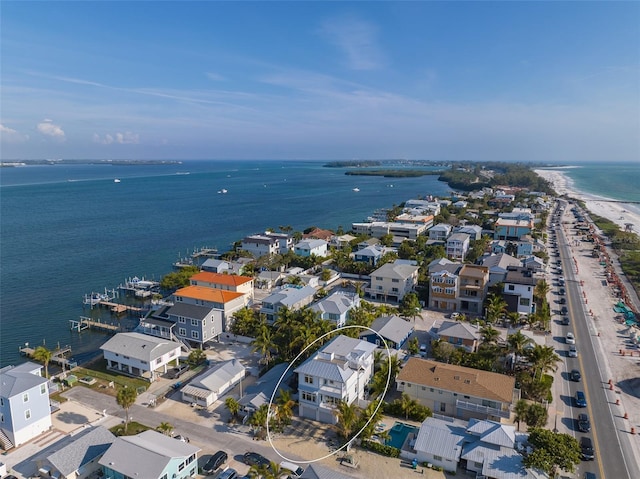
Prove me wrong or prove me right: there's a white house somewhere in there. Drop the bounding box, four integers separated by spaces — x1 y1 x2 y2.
181 359 245 408
100 332 182 381
429 223 453 242
446 233 471 261
413 416 467 472
503 267 538 315
0 362 52 449
295 335 376 424
241 232 293 258
311 291 360 327
366 260 419 303
294 238 328 258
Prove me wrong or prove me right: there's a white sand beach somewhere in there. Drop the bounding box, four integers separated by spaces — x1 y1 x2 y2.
534 168 640 235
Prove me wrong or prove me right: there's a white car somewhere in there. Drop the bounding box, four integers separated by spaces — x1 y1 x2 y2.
450 312 461 319
566 332 575 345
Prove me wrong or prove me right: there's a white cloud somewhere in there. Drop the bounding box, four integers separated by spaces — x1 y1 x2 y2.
36 119 65 140
0 124 29 143
319 16 385 71
93 131 139 145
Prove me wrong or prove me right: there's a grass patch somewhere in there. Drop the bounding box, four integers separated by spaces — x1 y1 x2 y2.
110 421 152 437
72 359 149 392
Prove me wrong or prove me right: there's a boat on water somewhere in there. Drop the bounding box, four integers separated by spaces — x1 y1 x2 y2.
217 189 228 194
353 188 360 192
114 178 121 183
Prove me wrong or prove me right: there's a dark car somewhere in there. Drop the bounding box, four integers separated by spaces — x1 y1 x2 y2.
203 450 228 474
217 469 238 479
168 363 190 379
561 316 570 326
577 413 591 432
561 306 568 315
580 436 595 460
584 472 597 479
570 369 582 382
575 391 587 407
559 297 567 304
559 288 566 295
243 452 270 468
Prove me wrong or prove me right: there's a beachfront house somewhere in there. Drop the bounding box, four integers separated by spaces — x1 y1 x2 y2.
0 362 52 449
100 332 182 381
294 238 329 258
99 430 200 479
259 285 317 323
241 231 293 258
502 266 538 315
180 359 245 408
310 291 360 327
366 260 419 303
172 285 246 332
396 358 518 423
189 271 254 305
34 425 115 479
295 335 376 424
359 315 414 350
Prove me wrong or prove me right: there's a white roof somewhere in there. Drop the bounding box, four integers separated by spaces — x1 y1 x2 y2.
187 359 244 394
100 332 182 362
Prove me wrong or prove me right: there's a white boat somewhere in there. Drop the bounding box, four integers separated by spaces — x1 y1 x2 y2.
353 188 360 192
217 189 228 194
114 178 121 183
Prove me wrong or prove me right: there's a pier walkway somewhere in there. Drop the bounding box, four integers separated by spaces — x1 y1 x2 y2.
69 316 120 333
98 300 143 314
19 344 77 368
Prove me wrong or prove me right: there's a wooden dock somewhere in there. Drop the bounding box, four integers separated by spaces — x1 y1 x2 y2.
70 316 120 333
98 301 143 314
19 344 76 368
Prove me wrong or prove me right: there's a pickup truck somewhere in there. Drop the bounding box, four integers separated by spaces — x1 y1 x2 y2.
168 363 190 379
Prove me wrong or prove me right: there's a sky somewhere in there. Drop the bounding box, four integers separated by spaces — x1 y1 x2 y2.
1 1 639 162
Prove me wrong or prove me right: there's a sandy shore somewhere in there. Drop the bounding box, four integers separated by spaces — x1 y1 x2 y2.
534 168 640 235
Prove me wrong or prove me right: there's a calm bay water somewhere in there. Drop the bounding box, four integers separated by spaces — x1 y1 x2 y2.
0 160 449 367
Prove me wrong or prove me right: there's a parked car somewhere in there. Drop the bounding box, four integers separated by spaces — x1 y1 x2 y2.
173 434 189 443
577 413 591 432
575 391 587 407
566 332 575 344
168 363 190 379
243 452 270 468
450 312 461 319
570 369 582 382
419 344 427 357
561 316 570 326
203 450 228 474
559 297 567 305
217 469 238 479
569 345 578 358
580 436 595 460
561 306 569 315
280 461 305 478
584 472 597 479
559 288 566 295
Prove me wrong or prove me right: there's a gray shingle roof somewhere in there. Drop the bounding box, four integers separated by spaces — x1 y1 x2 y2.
368 315 414 345
189 359 244 393
0 362 47 398
46 426 115 476
263 285 316 307
166 302 214 320
437 321 480 341
371 261 419 280
100 332 182 362
300 463 357 479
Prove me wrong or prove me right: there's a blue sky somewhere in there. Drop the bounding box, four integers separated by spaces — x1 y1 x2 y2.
1 1 638 162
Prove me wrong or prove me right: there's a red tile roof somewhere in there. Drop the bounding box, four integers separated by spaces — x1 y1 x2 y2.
190 271 253 286
174 285 244 303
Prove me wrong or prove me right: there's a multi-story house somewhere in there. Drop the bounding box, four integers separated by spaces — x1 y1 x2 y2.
437 320 481 353
429 223 453 242
493 218 533 241
351 222 428 241
295 335 376 424
329 234 357 250
172 285 246 331
294 238 328 258
403 199 441 216
396 358 519 423
99 430 200 479
446 233 470 261
310 291 360 327
478 253 521 286
0 362 51 449
353 244 385 266
457 264 489 315
502 266 538 315
100 332 182 381
260 285 316 323
454 224 483 241
394 213 434 228
241 231 293 258
160 302 224 348
360 315 414 350
366 260 419 303
429 268 459 311
189 271 254 305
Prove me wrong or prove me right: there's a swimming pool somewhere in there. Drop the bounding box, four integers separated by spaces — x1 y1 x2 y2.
385 421 419 450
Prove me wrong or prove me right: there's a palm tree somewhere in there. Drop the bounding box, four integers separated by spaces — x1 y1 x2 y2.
250 461 288 479
527 345 560 380
514 399 529 431
485 293 507 323
359 399 384 440
225 397 241 423
534 279 550 303
249 404 269 439
275 390 296 427
334 400 360 440
400 393 418 420
480 325 500 344
251 324 274 365
507 311 522 328
156 421 174 436
507 331 533 362
32 346 53 379
116 386 138 433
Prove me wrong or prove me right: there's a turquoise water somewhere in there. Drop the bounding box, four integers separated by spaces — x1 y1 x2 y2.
560 163 640 203
386 421 418 449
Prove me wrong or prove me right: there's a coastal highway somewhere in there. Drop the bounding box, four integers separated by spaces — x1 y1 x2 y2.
556 214 637 479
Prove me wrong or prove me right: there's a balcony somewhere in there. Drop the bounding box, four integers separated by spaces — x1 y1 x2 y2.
456 399 510 419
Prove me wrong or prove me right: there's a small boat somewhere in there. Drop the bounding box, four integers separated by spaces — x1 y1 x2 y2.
114 178 121 183
353 188 360 192
217 189 228 194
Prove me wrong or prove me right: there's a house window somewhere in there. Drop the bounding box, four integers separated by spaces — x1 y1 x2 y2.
392 279 399 283
520 298 530 306
211 327 216 336
191 319 198 326
202 319 206 326
464 395 470 399
301 391 315 402
0 413 3 422
421 386 426 391
0 398 3 406
507 284 514 291
433 455 442 461
23 393 29 403
440 403 446 412
392 288 399 293
178 317 186 324
123 355 130 360
179 328 187 336
474 462 483 468
161 475 168 479
191 331 200 339
178 462 185 472
375 276 382 281
25 409 31 420
141 360 148 364
40 384 47 395
155 358 161 364
304 375 313 384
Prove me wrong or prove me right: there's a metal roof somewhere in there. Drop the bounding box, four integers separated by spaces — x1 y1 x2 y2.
413 417 466 461
46 426 115 476
0 362 48 398
100 332 182 362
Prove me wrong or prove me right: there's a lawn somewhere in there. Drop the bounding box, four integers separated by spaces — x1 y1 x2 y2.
110 421 153 436
71 358 149 396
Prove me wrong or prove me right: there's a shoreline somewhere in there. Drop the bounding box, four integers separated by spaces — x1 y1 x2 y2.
534 168 640 236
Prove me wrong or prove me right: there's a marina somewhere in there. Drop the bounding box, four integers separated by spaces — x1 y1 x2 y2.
19 343 77 369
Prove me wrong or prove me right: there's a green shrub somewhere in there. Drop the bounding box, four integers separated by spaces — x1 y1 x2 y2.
360 439 400 457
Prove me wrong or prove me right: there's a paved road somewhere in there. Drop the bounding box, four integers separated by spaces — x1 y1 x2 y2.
556 210 635 479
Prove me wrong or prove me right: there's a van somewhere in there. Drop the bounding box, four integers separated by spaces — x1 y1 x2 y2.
279 461 305 478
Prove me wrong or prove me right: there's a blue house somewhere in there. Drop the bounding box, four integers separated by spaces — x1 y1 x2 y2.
353 245 385 265
99 430 200 479
311 291 360 327
0 362 52 449
360 315 414 350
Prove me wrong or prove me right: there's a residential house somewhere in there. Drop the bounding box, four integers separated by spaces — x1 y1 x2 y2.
396 358 519 423
502 266 538 315
515 239 534 258
356 238 380 251
330 234 357 250
360 315 414 350
353 244 385 266
366 260 419 303
436 321 481 353
446 233 470 261
302 227 334 242
241 231 293 258
478 253 521 287
493 218 533 241
255 270 287 290
429 223 453 242
490 240 508 255
310 291 360 327
427 257 456 275
99 430 200 479
457 264 489 315
238 363 293 415
259 285 317 323
299 464 357 479
100 332 182 381
181 359 245 408
454 224 483 241
521 255 545 273
201 259 231 274
173 285 246 331
294 238 329 258
0 362 51 449
404 199 441 216
160 302 224 348
394 213 434 228
351 222 428 241
35 426 115 479
413 416 467 472
189 271 254 305
295 335 376 424
429 267 460 312
452 200 468 209
498 207 534 222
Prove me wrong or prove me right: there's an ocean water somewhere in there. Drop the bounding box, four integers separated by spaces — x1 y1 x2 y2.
0 160 449 367
560 162 640 204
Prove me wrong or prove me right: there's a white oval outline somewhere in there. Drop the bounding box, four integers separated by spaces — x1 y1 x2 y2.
265 324 392 464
